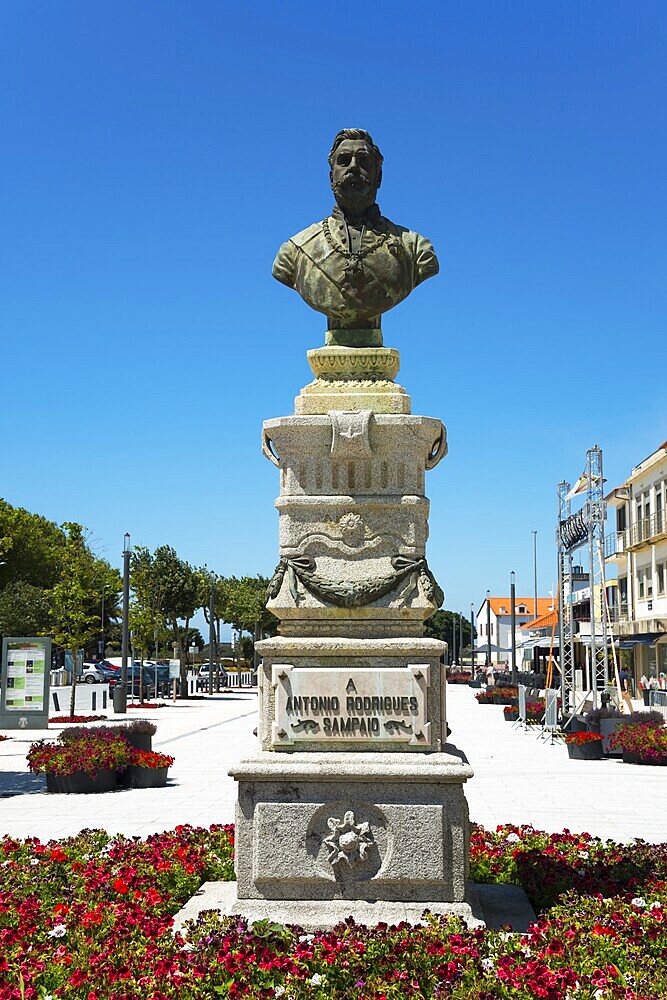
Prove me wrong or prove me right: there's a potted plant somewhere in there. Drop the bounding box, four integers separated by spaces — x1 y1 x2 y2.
121 749 175 788
564 731 604 760
59 720 157 752
27 732 132 793
608 721 667 765
584 706 631 755
503 704 519 722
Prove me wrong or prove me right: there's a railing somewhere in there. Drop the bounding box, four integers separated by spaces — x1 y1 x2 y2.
628 511 667 549
605 531 627 558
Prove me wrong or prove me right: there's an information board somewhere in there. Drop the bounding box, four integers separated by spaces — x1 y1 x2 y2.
1 637 52 730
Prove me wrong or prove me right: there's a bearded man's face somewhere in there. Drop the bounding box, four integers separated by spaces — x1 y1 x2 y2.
330 139 381 215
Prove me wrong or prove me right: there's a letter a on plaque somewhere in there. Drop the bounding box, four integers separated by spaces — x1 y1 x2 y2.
346 679 357 694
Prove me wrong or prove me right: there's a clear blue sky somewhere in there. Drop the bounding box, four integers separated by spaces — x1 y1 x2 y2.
2 2 666 626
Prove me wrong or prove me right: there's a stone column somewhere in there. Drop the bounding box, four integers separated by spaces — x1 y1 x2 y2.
225 344 478 928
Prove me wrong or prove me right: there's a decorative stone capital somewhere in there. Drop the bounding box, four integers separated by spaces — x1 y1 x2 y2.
307 346 400 382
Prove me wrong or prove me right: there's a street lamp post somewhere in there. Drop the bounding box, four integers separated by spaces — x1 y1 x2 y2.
470 603 475 676
510 570 517 684
451 613 457 666
459 612 463 666
208 572 216 696
486 588 491 668
532 529 538 618
115 533 131 714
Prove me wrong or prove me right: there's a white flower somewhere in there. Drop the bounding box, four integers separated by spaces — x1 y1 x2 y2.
309 973 325 985
274 988 285 997
481 957 495 971
579 850 589 859
521 946 532 956
298 933 314 943
631 896 646 908
649 901 662 911
30 858 40 865
594 990 605 1000
506 832 520 843
48 924 67 938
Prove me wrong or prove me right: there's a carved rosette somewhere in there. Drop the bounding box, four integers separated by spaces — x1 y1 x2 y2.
323 810 373 867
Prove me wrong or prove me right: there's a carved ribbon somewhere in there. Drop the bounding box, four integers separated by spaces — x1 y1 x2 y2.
265 554 444 609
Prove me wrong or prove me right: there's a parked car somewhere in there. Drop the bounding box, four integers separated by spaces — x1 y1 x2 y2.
80 663 105 684
196 663 227 691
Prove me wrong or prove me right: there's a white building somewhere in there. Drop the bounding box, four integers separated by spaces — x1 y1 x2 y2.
475 595 555 665
605 438 667 689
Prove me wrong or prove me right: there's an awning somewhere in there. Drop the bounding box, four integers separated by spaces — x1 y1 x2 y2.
619 633 666 649
519 635 560 650
473 644 512 655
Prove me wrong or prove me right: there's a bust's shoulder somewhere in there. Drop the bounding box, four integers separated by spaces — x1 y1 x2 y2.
288 220 324 248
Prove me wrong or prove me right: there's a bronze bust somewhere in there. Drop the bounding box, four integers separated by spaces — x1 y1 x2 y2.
272 129 439 343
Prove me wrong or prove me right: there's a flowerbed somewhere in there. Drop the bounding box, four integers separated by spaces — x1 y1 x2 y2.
48 715 108 724
475 686 518 706
609 721 667 763
564 731 603 745
27 732 132 778
1 822 667 999
127 702 167 709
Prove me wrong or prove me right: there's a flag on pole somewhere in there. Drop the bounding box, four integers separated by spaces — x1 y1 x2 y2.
565 473 587 501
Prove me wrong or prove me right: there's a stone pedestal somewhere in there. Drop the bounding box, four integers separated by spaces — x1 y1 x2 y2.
231 752 471 903
221 343 475 928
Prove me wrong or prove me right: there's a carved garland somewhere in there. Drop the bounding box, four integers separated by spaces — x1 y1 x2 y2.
265 554 444 609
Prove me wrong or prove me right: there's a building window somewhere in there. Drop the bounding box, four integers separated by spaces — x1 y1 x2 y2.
657 563 666 596
638 567 653 600
518 604 527 613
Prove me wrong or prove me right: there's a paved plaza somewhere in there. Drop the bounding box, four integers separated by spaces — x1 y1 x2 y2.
0 684 664 843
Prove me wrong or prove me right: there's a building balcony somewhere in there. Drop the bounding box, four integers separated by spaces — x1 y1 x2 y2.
604 531 628 561
626 511 667 551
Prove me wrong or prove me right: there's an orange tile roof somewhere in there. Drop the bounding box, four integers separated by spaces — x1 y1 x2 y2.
519 608 559 630
486 597 555 618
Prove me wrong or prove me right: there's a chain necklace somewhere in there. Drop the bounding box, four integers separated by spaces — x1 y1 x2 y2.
322 215 388 283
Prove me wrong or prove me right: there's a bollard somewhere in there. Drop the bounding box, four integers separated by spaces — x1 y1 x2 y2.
102 691 107 709
91 692 96 711
52 692 60 713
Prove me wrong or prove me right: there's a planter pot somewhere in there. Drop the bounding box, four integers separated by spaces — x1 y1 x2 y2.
622 751 667 766
504 710 519 722
123 765 169 788
469 680 481 688
600 717 632 756
567 741 603 760
126 733 153 752
47 769 117 793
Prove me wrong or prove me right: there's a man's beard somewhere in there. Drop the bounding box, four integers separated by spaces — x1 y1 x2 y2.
332 173 377 208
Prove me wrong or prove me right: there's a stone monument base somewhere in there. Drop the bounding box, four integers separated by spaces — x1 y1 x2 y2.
172 880 485 933
230 751 472 904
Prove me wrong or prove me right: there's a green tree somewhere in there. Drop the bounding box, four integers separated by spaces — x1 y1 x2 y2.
0 499 65 590
424 610 474 661
152 545 199 695
0 581 52 638
50 523 104 717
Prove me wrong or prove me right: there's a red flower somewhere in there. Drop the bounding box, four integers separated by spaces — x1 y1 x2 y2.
50 848 68 862
113 878 130 894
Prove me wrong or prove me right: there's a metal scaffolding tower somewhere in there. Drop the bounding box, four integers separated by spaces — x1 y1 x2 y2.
557 445 609 712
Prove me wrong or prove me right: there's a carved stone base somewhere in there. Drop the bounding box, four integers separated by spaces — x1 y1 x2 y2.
173 881 485 932
229 750 471 904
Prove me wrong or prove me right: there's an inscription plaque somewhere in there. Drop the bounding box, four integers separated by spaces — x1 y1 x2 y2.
272 664 431 746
